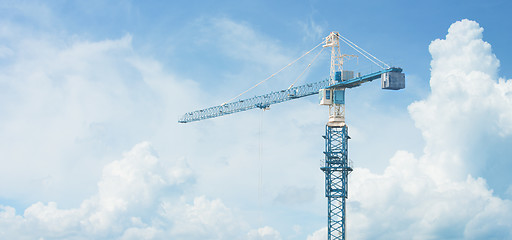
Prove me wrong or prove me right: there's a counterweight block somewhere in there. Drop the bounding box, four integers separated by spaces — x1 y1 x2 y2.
382 71 405 90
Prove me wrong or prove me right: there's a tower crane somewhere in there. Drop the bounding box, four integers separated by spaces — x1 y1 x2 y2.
179 32 405 240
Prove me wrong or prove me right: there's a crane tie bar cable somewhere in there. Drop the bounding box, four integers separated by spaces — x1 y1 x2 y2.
288 47 325 89
221 40 326 106
339 34 390 69
339 37 385 69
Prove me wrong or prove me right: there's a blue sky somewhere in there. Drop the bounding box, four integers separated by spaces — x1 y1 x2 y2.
1 0 512 239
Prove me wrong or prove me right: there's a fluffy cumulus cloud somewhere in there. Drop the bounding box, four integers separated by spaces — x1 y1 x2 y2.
411 19 512 178
341 19 512 239
0 142 253 239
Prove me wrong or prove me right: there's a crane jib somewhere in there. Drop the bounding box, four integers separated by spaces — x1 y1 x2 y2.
178 79 330 123
178 67 404 123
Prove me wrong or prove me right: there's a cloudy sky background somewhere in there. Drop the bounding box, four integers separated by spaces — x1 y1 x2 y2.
1 0 512 239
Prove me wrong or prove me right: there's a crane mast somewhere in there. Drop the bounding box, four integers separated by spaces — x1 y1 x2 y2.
324 32 346 127
321 32 352 240
179 31 405 240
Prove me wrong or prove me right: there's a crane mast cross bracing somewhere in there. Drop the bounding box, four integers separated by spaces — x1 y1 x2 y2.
178 31 405 240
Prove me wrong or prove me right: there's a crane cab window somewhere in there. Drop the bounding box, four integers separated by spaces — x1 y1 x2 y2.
319 89 333 105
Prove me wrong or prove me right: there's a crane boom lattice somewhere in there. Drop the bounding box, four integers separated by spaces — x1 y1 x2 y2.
179 79 330 123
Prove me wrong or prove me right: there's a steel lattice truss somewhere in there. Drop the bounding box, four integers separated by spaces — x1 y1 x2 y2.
179 79 330 123
321 126 352 240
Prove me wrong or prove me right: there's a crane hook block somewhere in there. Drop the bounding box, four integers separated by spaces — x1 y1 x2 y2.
381 71 405 90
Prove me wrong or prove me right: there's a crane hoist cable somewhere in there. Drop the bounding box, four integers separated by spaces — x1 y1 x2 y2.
257 109 264 228
221 40 326 106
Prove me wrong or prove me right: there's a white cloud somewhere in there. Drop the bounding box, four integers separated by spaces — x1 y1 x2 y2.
306 227 326 240
161 195 248 239
0 23 199 207
409 20 512 191
299 17 325 42
410 20 512 168
119 226 159 240
347 151 512 239
247 226 282 240
199 18 290 70
0 142 248 239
